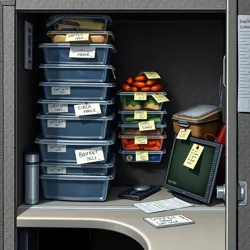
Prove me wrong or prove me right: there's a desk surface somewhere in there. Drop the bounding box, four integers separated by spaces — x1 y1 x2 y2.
17 187 225 250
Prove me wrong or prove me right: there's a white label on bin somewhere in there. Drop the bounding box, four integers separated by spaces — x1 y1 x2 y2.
51 87 71 95
65 33 89 42
48 104 68 113
69 46 96 58
47 120 66 128
47 167 67 174
47 144 66 153
75 146 104 164
74 103 101 116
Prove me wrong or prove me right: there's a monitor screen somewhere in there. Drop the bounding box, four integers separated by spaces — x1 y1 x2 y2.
164 136 223 204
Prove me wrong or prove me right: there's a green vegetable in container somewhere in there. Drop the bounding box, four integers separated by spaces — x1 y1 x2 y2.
123 97 142 110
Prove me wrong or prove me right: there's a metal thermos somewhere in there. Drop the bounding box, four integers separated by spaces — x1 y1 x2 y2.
24 151 40 205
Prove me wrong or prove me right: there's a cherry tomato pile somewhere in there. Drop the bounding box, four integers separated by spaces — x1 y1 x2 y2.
121 73 163 92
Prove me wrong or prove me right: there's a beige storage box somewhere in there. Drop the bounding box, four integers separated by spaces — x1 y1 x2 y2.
47 31 114 44
172 104 222 139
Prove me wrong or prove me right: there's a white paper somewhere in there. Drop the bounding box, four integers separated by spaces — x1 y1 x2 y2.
69 46 96 58
48 104 68 113
238 15 250 112
75 146 104 164
51 87 71 95
47 167 66 174
74 103 101 116
133 197 193 214
47 120 66 128
65 33 89 42
47 144 66 153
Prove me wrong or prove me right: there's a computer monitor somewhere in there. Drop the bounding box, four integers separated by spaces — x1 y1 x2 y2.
164 135 223 204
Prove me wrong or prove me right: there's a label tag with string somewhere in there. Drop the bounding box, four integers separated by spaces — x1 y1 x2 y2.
183 143 204 169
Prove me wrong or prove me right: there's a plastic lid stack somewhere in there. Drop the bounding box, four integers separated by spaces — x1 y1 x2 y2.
36 15 116 202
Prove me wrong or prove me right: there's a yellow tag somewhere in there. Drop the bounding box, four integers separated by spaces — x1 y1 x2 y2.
134 92 147 100
183 143 204 169
138 120 155 131
135 136 148 144
176 129 191 140
65 33 89 41
112 70 116 80
136 151 149 161
142 72 161 79
151 94 169 103
134 110 147 120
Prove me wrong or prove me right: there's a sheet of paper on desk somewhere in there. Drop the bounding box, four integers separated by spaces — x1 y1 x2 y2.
133 197 193 214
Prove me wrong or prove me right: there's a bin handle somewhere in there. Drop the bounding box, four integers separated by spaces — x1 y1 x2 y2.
178 120 190 128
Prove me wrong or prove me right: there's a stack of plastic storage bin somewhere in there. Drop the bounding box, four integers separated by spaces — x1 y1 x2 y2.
117 73 168 163
35 15 116 202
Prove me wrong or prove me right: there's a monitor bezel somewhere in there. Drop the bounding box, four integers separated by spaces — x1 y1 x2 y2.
164 135 223 204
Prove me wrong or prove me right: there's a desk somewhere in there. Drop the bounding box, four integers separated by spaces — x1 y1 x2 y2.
17 187 225 250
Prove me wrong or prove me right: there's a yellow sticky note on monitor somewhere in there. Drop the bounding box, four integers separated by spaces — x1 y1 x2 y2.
134 110 147 120
136 151 149 161
183 143 204 169
138 120 155 131
176 129 191 140
135 136 148 144
151 94 169 103
134 92 147 100
142 72 161 79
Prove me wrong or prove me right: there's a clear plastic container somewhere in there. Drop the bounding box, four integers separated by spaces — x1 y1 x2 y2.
37 113 115 139
40 153 115 176
40 64 116 82
39 43 116 64
47 31 114 44
119 122 167 135
38 98 115 116
39 82 115 100
46 15 112 31
119 109 166 124
40 169 115 201
119 148 166 163
35 133 116 163
117 91 167 111
119 132 167 151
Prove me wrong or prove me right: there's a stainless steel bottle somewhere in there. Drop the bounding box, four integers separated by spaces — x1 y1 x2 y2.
25 151 40 205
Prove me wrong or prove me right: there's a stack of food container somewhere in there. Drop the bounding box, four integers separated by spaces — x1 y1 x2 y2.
35 15 116 202
117 72 168 163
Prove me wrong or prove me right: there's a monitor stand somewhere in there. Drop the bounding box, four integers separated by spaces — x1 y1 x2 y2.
171 191 202 205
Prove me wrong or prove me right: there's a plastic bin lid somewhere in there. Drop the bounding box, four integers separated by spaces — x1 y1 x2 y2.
38 98 115 105
119 148 166 154
35 132 116 145
46 15 113 28
118 131 167 139
118 109 167 115
40 153 115 169
117 91 167 96
39 64 116 70
39 81 115 87
39 43 116 53
36 112 115 121
118 121 167 128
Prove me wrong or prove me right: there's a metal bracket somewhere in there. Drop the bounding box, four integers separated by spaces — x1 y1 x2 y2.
216 181 247 205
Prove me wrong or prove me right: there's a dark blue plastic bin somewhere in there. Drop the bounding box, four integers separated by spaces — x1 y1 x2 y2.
40 64 115 82
40 153 115 176
38 98 115 116
39 43 116 64
35 133 116 163
40 168 115 201
39 82 115 100
37 113 115 139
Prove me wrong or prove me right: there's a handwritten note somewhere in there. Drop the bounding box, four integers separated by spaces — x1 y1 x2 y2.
47 144 66 153
134 110 147 120
75 147 104 164
47 120 66 128
139 120 155 131
65 33 89 42
135 136 148 144
48 104 68 113
74 103 101 116
51 87 70 95
134 92 147 100
47 167 66 174
69 46 95 58
151 94 169 103
136 151 149 161
176 129 191 140
183 143 204 169
142 72 161 79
